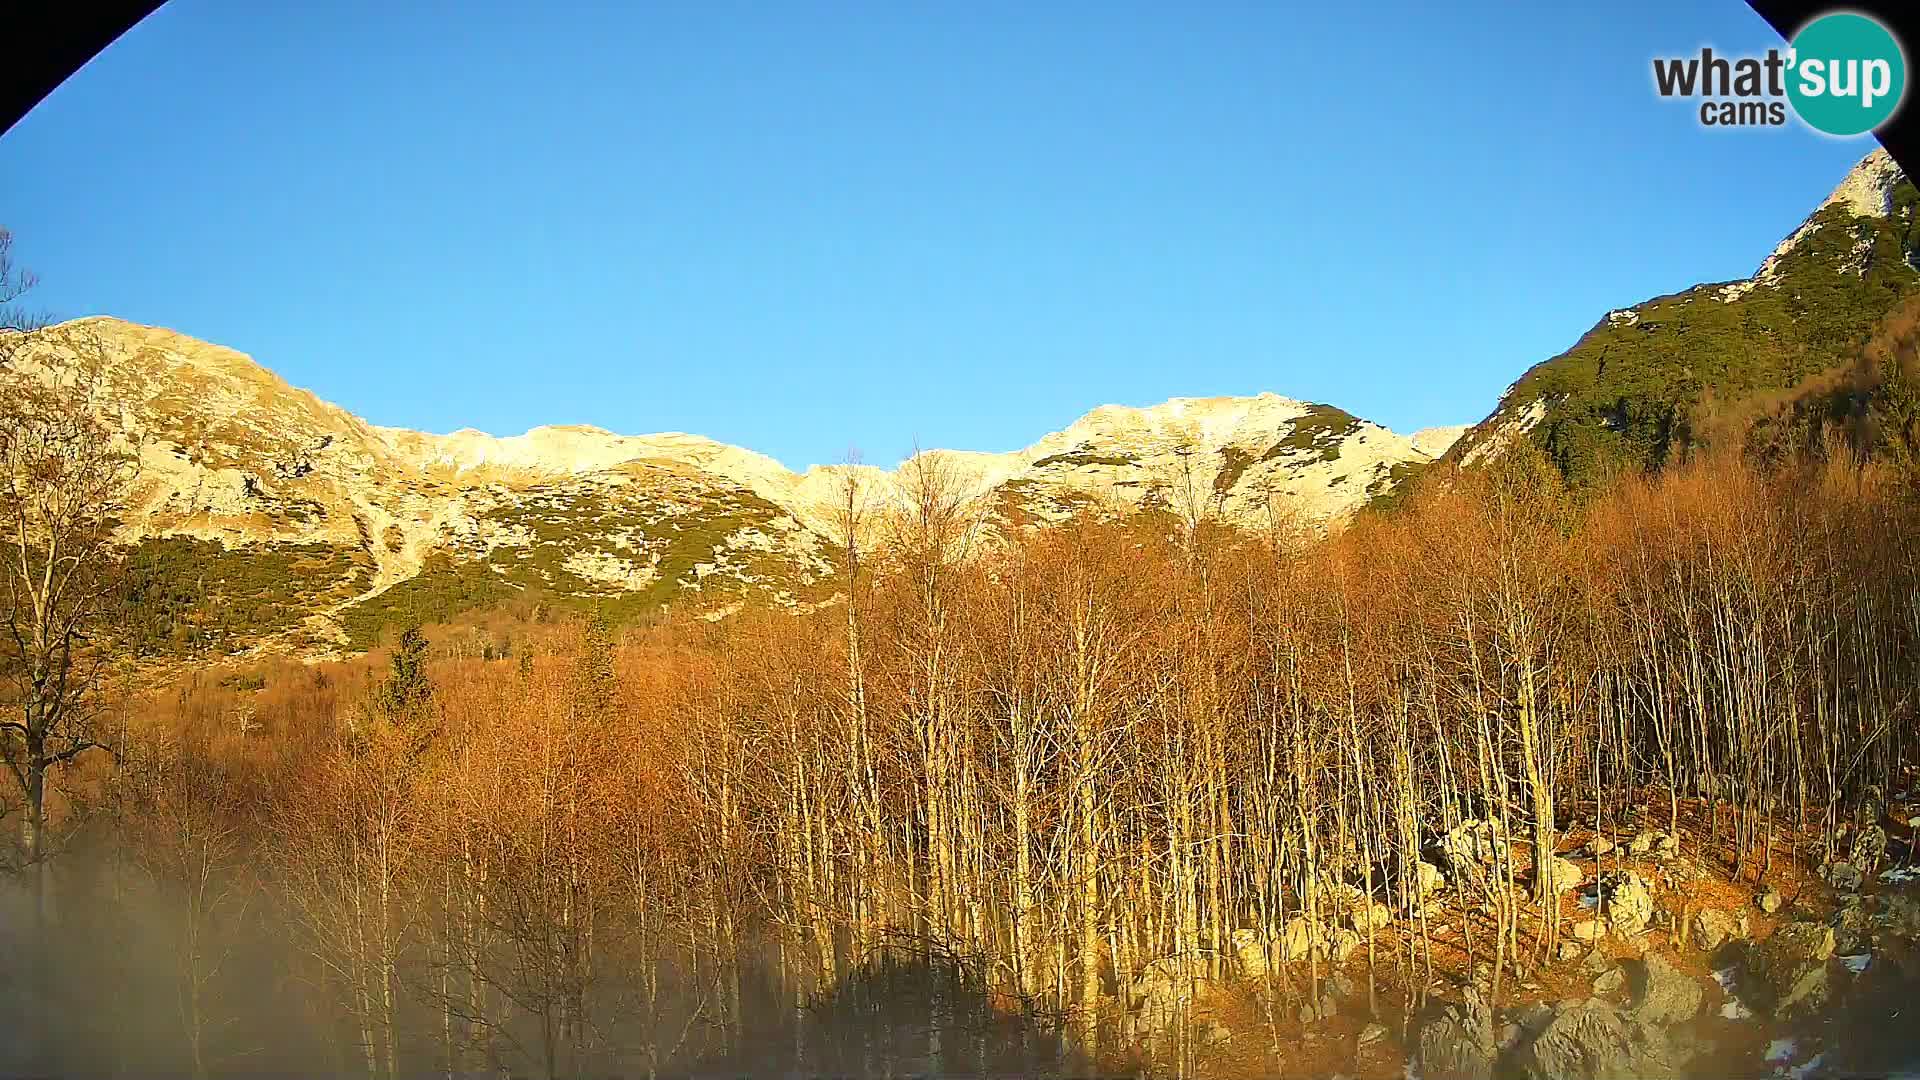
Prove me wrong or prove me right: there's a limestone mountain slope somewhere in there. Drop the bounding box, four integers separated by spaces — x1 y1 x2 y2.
1 317 1451 656
1449 148 1920 484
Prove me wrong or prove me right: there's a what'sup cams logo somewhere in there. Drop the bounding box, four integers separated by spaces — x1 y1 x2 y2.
1653 10 1906 135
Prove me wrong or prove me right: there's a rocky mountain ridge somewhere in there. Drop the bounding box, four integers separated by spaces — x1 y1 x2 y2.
2 316 1457 655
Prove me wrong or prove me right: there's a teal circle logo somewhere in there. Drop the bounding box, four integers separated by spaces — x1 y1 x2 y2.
1787 13 1906 136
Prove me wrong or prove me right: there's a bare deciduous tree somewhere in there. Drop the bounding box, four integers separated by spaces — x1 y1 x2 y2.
0 332 140 866
0 227 47 333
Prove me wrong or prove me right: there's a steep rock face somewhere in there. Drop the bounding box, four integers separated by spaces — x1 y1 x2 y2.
3 317 1448 656
1449 149 1920 484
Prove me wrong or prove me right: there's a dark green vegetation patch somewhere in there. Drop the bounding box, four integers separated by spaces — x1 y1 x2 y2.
991 477 1104 530
1213 446 1258 494
1032 449 1139 469
341 484 816 648
1357 460 1433 516
112 537 371 657
1212 410 1360 495
338 554 517 649
1272 405 1363 465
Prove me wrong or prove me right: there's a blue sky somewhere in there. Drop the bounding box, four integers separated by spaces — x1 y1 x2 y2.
0 0 1884 471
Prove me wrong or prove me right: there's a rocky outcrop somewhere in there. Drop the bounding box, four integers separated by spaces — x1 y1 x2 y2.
1832 895 1873 953
1509 999 1679 1080
1747 922 1836 1017
1399 857 1447 910
1130 957 1194 1041
1625 830 1679 860
1407 943 1738 1080
1233 913 1354 980
1326 927 1363 963
1414 989 1496 1080
1540 855 1585 894
1599 871 1656 936
1349 901 1393 934
1883 893 1920 937
1626 952 1703 1027
1822 859 1865 892
1194 876 1920 1079
1850 824 1890 876
1411 425 1469 458
1432 819 1507 879
1691 908 1740 953
1229 928 1272 980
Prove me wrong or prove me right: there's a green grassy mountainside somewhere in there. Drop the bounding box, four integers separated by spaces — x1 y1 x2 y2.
1445 148 1919 489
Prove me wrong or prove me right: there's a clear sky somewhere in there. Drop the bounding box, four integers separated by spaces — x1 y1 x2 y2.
0 0 1885 471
